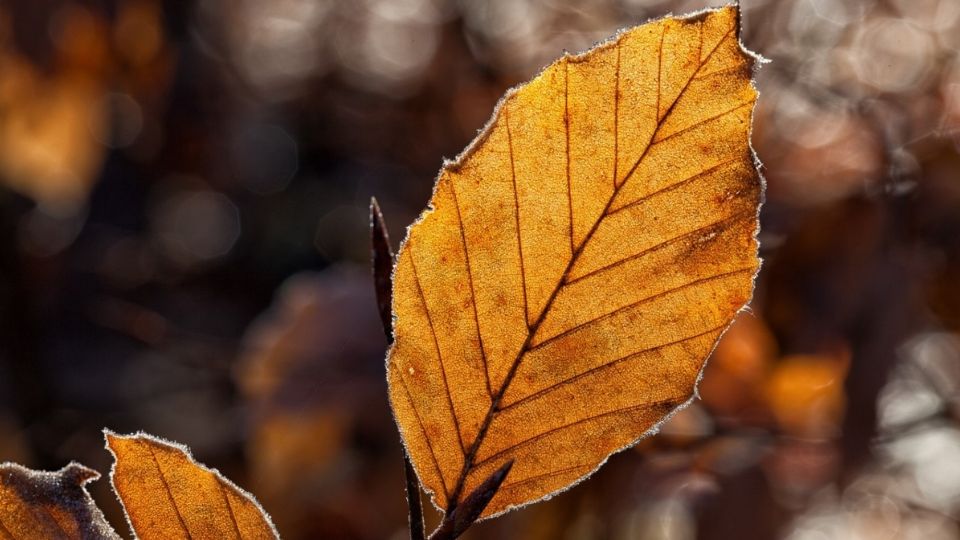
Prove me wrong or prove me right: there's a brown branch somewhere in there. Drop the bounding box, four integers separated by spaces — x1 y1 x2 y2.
371 197 425 540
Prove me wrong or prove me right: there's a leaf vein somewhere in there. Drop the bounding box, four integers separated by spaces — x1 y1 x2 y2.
39 506 72 540
147 445 193 540
652 100 753 146
506 108 530 327
476 397 683 468
613 40 621 191
608 156 741 217
503 322 727 411
450 181 493 399
616 26 732 190
397 367 450 499
411 253 467 455
655 25 665 125
567 209 754 286
565 58 574 256
694 61 749 81
531 265 754 350
218 482 244 540
0 515 15 540
499 463 594 492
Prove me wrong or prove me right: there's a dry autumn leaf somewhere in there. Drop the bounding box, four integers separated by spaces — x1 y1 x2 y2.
106 432 279 540
0 462 120 539
0 432 279 539
387 4 762 521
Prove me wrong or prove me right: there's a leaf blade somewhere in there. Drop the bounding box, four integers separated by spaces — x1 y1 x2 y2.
389 5 762 519
0 462 120 540
105 431 279 540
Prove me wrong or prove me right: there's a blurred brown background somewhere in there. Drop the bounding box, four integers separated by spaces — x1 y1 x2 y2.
0 0 958 538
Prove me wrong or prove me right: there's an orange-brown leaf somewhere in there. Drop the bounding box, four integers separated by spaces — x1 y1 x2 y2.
387 5 762 519
105 432 279 540
0 462 120 540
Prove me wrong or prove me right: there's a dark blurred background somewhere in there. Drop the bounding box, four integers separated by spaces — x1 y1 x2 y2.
0 0 958 538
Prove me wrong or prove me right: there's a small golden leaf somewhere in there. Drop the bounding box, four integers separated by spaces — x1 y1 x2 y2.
0 462 120 539
388 5 762 518
105 431 279 540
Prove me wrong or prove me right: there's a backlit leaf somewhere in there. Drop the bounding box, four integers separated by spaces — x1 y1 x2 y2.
387 5 762 519
0 462 120 540
105 431 279 540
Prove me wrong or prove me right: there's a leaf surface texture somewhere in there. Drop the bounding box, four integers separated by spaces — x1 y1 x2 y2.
106 432 279 540
387 5 762 518
0 462 120 540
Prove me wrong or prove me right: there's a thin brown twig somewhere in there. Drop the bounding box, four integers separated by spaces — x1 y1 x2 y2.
371 197 425 540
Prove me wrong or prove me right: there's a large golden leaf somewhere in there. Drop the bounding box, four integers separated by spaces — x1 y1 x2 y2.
0 462 120 539
387 5 762 519
106 432 279 540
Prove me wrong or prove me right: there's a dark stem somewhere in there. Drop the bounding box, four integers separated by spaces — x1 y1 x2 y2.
404 453 427 540
428 460 514 540
371 197 426 540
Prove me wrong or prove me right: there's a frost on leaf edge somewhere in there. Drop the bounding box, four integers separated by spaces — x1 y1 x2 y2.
385 2 767 519
103 429 282 539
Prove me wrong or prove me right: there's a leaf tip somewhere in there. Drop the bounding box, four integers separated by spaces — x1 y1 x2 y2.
102 428 145 455
451 459 515 535
102 427 118 445
62 461 101 486
489 459 515 485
